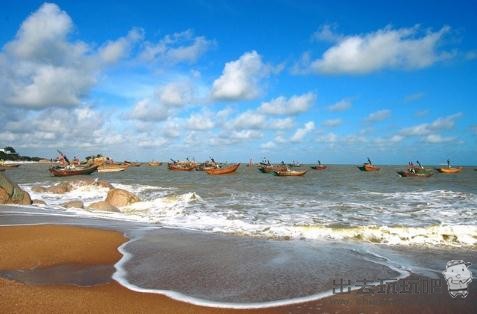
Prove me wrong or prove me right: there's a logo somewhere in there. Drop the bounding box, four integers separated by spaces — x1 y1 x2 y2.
442 260 472 298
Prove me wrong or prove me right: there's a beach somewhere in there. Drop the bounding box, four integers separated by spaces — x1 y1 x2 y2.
0 163 476 313
1 224 475 314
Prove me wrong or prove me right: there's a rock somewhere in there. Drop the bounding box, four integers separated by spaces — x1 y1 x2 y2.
105 188 139 207
32 199 47 205
47 182 72 194
0 173 32 205
62 200 84 209
31 185 48 193
87 201 119 212
95 179 114 189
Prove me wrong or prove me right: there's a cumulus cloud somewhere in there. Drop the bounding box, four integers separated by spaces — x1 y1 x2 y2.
309 25 450 74
291 121 315 142
129 99 169 121
327 99 352 112
259 92 316 115
312 24 342 42
187 112 215 130
211 51 274 101
424 134 454 143
0 3 137 109
140 29 214 64
229 111 266 129
366 109 391 122
99 28 143 64
269 118 294 129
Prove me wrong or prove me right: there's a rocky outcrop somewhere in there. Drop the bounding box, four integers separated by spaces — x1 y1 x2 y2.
87 201 119 212
0 173 32 205
32 199 47 205
105 188 139 207
62 200 84 209
47 182 72 194
31 185 48 193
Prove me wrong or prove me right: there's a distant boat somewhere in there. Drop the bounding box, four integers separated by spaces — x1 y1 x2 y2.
258 165 287 173
311 161 327 170
357 163 380 172
0 163 20 168
49 165 98 177
147 161 162 167
273 169 307 176
168 162 196 171
98 164 128 173
206 163 240 175
398 167 433 178
124 161 142 167
435 166 463 174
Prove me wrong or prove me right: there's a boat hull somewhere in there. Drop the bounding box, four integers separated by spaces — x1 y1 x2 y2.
397 170 433 177
49 165 98 177
168 163 196 171
273 170 307 176
98 165 128 173
358 164 380 171
206 163 240 175
311 165 327 170
258 165 288 173
435 167 463 174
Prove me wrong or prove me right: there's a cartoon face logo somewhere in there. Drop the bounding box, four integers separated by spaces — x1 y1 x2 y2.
442 260 472 298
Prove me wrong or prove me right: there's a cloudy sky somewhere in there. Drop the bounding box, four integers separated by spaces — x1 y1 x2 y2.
0 1 476 164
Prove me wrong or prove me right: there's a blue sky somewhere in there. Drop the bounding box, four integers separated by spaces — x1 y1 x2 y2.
0 1 476 164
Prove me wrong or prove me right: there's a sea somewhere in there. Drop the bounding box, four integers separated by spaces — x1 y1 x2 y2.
1 163 476 308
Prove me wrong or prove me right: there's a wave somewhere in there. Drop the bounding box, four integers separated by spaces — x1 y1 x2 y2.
19 182 477 247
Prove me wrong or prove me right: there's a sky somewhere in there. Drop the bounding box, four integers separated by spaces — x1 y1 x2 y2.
0 0 476 164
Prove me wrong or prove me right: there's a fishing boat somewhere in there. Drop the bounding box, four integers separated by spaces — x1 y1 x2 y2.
168 162 196 171
206 163 240 175
49 165 98 177
258 165 288 173
97 164 129 173
124 161 142 167
273 169 307 176
435 166 463 174
147 161 162 167
311 161 327 170
357 163 380 172
398 168 433 177
0 163 20 168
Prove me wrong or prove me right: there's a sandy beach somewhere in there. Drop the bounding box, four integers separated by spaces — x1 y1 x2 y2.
0 224 475 314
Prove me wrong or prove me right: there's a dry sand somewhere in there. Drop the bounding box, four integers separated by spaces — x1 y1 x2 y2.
0 225 474 313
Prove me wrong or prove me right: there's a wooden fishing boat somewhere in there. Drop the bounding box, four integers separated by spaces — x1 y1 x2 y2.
124 161 142 167
258 165 288 173
0 163 20 168
311 165 327 170
357 163 380 171
435 167 463 174
147 161 162 167
168 163 196 171
273 169 307 176
49 165 98 177
98 164 128 173
398 168 433 177
206 163 240 175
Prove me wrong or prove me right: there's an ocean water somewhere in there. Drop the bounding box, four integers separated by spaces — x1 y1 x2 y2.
1 163 476 307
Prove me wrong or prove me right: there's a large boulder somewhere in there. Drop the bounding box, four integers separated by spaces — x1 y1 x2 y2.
47 182 72 194
0 173 32 205
62 200 84 209
105 188 139 207
87 201 119 212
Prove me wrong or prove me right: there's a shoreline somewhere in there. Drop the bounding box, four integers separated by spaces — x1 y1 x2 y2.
0 224 475 313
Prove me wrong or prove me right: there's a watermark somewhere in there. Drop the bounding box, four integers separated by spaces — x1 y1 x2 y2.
442 260 472 298
332 278 443 295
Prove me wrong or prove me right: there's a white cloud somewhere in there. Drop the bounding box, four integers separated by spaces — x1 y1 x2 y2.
424 134 454 143
291 121 315 142
156 81 195 107
310 25 450 74
187 112 214 130
259 92 316 115
230 111 266 129
269 118 294 129
0 3 138 109
312 24 342 42
261 141 276 149
130 99 169 121
399 113 461 136
140 29 214 64
404 92 425 103
211 51 273 101
366 109 391 122
316 132 338 143
323 118 342 127
328 99 352 112
99 28 143 64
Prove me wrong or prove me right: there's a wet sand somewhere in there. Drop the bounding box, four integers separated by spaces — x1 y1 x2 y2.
0 224 475 313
